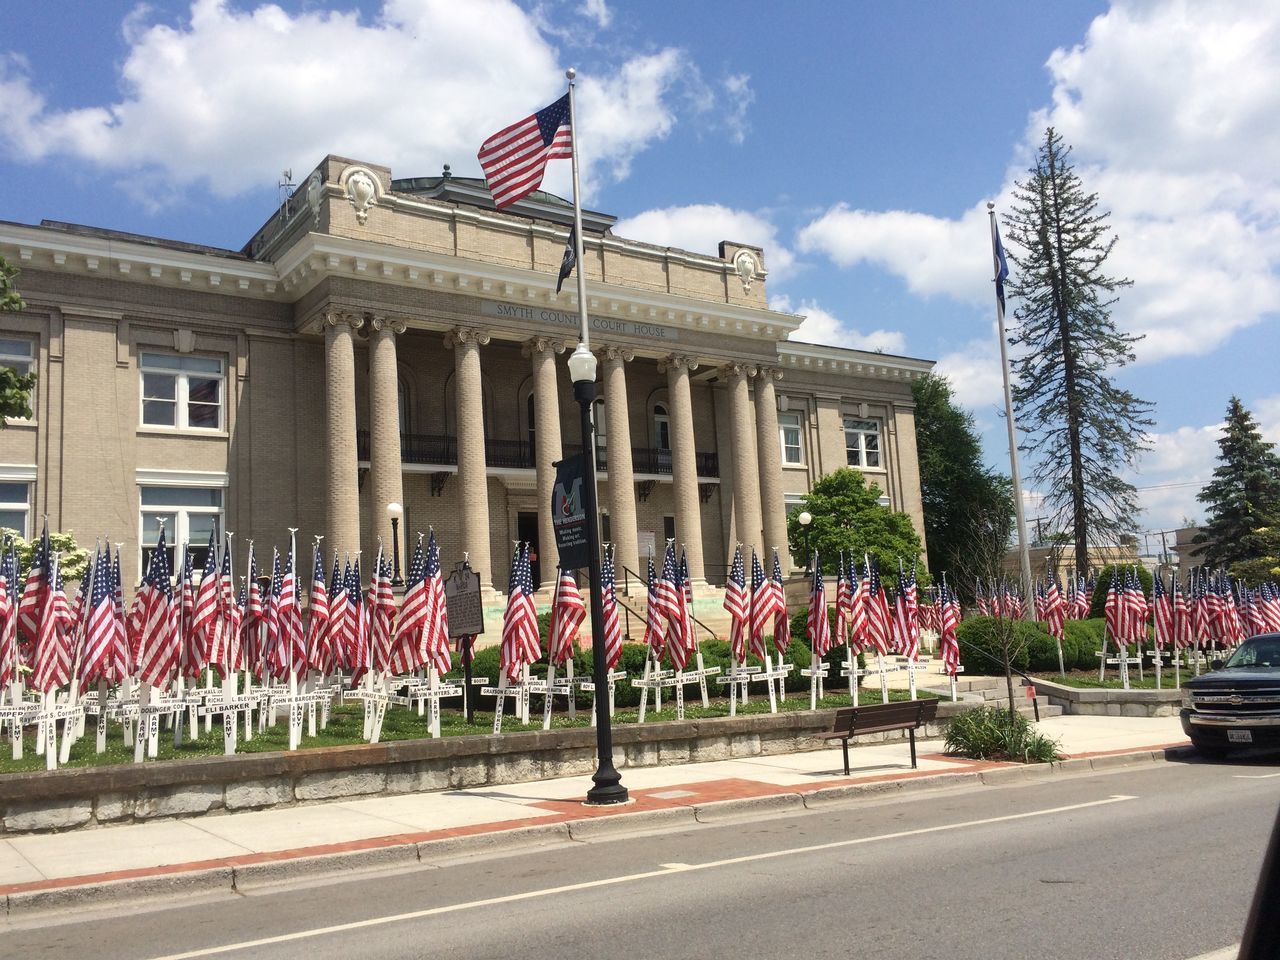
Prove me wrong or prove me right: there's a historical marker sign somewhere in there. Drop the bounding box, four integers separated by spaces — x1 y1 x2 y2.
444 563 484 638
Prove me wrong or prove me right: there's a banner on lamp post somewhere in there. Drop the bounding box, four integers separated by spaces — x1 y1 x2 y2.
552 454 590 570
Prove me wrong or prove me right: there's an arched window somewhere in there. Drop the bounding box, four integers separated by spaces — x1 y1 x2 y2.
398 376 411 432
526 393 536 457
653 403 670 451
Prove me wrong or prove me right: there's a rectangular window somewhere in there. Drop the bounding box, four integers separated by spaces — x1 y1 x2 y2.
140 353 224 430
844 417 882 468
778 412 804 465
0 481 31 538
140 485 224 574
0 337 35 420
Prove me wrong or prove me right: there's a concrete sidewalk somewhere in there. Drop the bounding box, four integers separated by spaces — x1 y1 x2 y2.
0 714 1190 914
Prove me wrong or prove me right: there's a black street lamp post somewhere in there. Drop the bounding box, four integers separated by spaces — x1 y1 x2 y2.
568 344 628 806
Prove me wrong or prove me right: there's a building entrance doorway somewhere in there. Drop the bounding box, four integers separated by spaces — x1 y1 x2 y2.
517 511 541 588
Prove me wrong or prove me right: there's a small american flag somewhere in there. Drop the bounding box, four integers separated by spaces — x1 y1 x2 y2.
422 532 451 675
0 547 18 688
500 543 540 683
136 529 178 687
600 545 623 670
939 580 961 677
864 558 892 656
305 542 331 674
31 554 72 693
1152 572 1173 649
326 554 348 671
389 537 427 676
16 517 49 643
835 553 854 648
653 541 681 625
642 550 666 658
179 545 200 679
806 556 832 657
83 549 125 684
893 559 920 660
348 557 369 685
770 549 789 655
664 548 690 671
477 93 572 209
549 566 585 666
723 545 748 663
747 549 772 662
190 530 220 664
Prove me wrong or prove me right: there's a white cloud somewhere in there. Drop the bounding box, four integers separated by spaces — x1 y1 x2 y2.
933 336 1006 413
720 73 754 145
580 0 611 29
796 0 1280 366
0 0 709 203
613 202 795 279
769 296 905 353
1255 393 1280 444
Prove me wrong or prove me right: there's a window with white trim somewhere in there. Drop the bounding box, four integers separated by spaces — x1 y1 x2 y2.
653 403 671 451
139 486 224 574
140 353 224 430
778 412 804 465
0 337 35 420
844 417 881 468
0 481 31 538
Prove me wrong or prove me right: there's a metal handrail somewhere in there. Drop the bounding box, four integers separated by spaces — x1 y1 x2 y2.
619 564 721 642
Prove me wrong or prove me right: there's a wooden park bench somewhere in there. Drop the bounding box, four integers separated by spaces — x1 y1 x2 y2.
819 699 940 775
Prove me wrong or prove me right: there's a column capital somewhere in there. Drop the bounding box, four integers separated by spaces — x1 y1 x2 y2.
719 361 758 380
521 336 566 358
599 344 635 364
368 315 408 335
445 326 492 349
323 310 364 331
757 365 784 382
658 354 699 374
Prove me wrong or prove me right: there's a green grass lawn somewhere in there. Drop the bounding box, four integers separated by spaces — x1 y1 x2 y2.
0 685 945 775
1034 669 1190 690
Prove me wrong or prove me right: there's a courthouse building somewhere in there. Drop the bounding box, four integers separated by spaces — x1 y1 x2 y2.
0 155 933 616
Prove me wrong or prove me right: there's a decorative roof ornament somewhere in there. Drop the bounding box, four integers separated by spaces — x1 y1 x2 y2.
733 249 759 293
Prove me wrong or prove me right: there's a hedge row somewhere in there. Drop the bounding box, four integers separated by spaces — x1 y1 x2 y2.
956 616 1108 674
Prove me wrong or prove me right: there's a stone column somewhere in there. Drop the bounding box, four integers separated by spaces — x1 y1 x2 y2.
754 367 788 561
662 354 705 582
601 345 639 577
724 362 763 563
524 336 564 585
368 316 406 564
447 327 492 589
324 312 362 560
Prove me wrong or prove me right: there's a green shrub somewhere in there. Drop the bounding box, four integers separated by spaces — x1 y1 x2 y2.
945 707 1061 763
1089 565 1152 620
1063 619 1106 670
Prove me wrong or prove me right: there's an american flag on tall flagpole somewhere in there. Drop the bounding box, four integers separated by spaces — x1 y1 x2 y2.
549 566 586 666
642 550 666 659
477 94 572 209
723 545 748 663
600 545 623 670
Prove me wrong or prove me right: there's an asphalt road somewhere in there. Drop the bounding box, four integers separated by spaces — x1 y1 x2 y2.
7 754 1280 960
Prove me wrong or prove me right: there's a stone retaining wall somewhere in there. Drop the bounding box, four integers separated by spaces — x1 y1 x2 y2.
0 702 963 835
1033 677 1183 717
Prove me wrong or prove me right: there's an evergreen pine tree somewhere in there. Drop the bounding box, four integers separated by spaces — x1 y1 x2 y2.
912 374 1013 598
1003 127 1153 576
1194 396 1280 571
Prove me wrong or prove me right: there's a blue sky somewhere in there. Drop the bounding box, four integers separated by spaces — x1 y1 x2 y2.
3 0 1277 546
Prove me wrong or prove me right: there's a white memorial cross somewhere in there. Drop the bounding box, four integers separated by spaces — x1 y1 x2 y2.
404 667 463 738
0 690 37 760
580 670 626 726
635 651 671 722
482 666 533 735
802 653 830 710
896 655 932 701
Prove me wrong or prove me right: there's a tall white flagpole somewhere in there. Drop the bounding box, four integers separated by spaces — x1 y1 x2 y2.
987 202 1035 615
565 68 590 350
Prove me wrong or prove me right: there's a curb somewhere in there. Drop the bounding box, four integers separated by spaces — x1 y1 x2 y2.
2 743 1190 917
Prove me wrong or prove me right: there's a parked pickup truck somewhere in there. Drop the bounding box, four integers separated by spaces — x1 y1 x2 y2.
1181 632 1280 757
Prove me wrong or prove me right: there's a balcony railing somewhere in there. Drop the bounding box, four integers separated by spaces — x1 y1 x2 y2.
357 431 719 478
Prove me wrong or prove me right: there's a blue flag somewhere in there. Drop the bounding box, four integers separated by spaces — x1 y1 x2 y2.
994 229 1009 312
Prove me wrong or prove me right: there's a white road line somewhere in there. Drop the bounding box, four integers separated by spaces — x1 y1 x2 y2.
1233 772 1280 779
1184 946 1239 960
145 794 1138 960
